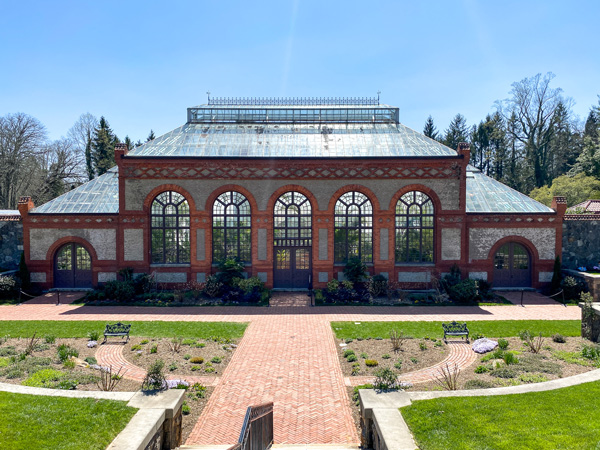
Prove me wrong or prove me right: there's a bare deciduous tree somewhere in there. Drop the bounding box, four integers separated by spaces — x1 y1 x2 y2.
67 112 98 180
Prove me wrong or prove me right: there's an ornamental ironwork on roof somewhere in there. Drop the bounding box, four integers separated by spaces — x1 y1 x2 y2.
466 167 554 213
30 168 119 214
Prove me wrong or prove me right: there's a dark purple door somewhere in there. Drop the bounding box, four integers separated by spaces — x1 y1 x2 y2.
493 243 531 287
54 243 93 288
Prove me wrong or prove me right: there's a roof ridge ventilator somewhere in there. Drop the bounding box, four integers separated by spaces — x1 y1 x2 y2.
187 97 399 125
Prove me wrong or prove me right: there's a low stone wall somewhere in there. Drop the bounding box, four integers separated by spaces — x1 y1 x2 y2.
0 383 184 450
562 219 600 270
580 302 600 343
563 269 600 302
0 220 23 270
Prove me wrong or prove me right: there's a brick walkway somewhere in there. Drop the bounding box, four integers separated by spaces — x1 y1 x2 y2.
0 290 581 445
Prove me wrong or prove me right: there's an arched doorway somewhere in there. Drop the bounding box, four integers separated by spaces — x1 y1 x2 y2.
273 192 312 289
493 242 531 287
54 243 93 288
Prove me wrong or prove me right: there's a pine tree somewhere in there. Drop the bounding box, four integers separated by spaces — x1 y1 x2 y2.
443 114 469 150
85 131 94 180
147 130 155 142
423 116 438 140
124 136 133 151
92 117 118 176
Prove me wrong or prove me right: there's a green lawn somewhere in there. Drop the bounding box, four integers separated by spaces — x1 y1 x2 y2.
0 391 137 450
401 380 600 449
0 320 247 339
332 320 581 340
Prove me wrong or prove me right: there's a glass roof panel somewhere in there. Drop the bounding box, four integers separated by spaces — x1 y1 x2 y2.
31 168 119 214
466 168 554 213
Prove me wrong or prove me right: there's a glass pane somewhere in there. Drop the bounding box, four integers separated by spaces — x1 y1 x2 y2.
75 246 91 270
56 245 72 270
494 244 510 269
395 229 407 262
151 229 164 264
276 249 290 270
512 244 529 269
296 249 310 269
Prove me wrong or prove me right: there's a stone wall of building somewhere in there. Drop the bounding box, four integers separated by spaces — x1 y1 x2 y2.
0 220 23 270
562 219 600 269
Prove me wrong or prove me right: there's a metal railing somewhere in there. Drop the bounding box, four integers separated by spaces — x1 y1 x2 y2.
227 402 274 450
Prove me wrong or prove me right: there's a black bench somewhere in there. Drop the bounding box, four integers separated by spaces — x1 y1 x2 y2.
442 321 469 343
103 322 131 343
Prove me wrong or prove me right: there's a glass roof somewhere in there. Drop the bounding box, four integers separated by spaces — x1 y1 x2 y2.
466 167 554 213
31 168 119 214
127 122 457 158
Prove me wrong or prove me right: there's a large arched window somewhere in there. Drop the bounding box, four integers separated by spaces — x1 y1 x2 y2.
334 191 373 263
274 192 312 247
395 191 434 263
151 191 190 264
212 191 251 262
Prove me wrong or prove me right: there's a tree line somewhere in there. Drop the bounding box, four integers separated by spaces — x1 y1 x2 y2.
0 112 154 209
424 72 600 207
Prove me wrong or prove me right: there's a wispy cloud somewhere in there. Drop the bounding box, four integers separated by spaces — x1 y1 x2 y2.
280 0 300 96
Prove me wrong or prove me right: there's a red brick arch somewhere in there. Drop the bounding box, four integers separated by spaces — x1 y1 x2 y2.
487 235 540 262
327 184 381 213
388 184 443 213
46 236 98 262
266 185 319 212
143 184 197 212
204 184 259 214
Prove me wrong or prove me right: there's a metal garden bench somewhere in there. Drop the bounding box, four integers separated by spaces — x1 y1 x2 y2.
442 321 469 343
102 322 131 343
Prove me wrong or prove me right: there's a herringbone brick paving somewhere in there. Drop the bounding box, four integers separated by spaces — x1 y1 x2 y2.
0 291 580 445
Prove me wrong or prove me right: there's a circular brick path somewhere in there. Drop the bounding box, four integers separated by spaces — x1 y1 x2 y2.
345 341 478 387
95 343 220 386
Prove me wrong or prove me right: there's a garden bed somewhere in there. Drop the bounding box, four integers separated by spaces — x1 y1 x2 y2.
0 329 241 442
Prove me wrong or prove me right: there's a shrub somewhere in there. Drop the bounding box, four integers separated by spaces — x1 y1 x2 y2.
203 275 223 298
150 344 158 354
97 366 125 391
104 280 135 302
448 279 478 304
182 339 196 346
0 346 16 357
190 357 204 364
22 369 67 388
370 274 388 297
519 373 548 383
351 363 360 376
503 352 518 365
552 333 566 343
373 368 399 390
131 344 142 351
360 352 368 359
390 329 407 352
491 367 517 378
188 383 207 399
204 365 215 373
44 335 56 344
343 349 355 358
63 359 76 369
434 363 460 390
498 338 509 350
410 357 418 364
382 354 391 359
582 344 600 360
365 359 379 367
84 356 97 365
561 276 586 300
434 341 443 348
394 360 403 370
346 354 357 362
238 276 265 294
57 344 78 362
142 360 166 391
344 257 368 283
519 330 544 353
215 258 245 286
87 330 100 341
140 339 150 345
419 342 427 351
474 365 490 374
168 363 178 371
184 354 191 360
345 338 353 344
327 279 340 293
182 402 191 415
190 365 202 371
211 356 222 364
0 275 18 299
0 357 8 368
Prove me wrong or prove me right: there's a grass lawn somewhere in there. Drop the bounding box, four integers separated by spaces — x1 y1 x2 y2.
0 298 20 305
401 380 600 450
0 391 137 450
331 320 581 340
0 320 247 339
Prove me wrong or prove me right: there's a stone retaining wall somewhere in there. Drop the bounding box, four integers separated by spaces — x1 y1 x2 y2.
0 220 23 270
562 219 600 269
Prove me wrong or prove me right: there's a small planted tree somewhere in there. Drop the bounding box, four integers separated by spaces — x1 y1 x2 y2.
142 360 167 391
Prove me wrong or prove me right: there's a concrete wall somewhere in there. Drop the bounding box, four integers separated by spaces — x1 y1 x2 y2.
0 220 23 270
562 219 600 269
124 178 461 212
469 227 556 261
29 228 117 261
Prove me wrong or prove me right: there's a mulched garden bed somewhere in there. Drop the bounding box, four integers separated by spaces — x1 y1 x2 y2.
0 335 238 443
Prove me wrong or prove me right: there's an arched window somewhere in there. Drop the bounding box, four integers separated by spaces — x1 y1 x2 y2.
212 191 251 262
334 191 373 263
274 192 312 247
395 191 434 263
151 191 190 264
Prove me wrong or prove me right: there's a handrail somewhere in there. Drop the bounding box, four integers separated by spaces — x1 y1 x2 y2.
227 402 274 450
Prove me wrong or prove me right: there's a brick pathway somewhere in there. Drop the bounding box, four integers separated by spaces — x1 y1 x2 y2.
0 290 582 446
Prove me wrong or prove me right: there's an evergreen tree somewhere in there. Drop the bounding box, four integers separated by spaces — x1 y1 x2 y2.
85 131 94 180
443 114 469 150
584 108 599 141
423 116 438 140
147 130 155 142
124 136 133 151
91 117 118 176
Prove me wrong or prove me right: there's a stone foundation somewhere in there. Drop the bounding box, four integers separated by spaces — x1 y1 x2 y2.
580 302 600 343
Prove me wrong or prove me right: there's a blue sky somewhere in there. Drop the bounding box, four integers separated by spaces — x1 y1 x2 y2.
1 0 598 142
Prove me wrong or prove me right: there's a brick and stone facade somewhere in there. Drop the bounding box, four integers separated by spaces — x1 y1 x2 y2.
19 102 566 290
0 211 23 271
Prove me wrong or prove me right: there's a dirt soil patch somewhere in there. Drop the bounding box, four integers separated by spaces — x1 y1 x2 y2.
337 336 449 377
